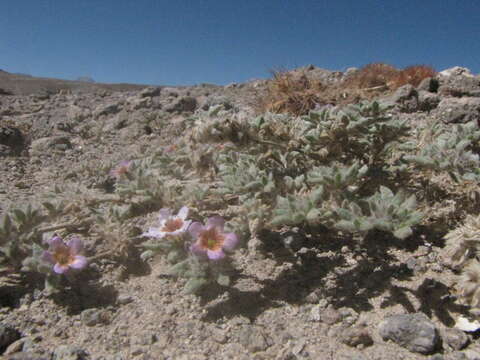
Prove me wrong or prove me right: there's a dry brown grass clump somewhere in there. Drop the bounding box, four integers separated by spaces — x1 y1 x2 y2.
343 63 399 90
255 70 327 116
390 65 437 89
255 63 437 116
344 63 436 91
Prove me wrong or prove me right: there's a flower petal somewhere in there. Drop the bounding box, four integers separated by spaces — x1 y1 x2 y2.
190 242 207 257
207 249 225 261
206 216 225 230
177 206 189 220
54 263 69 274
222 232 238 252
142 227 166 238
180 220 192 232
168 224 191 237
158 208 172 222
67 237 83 255
188 222 205 239
46 235 62 246
41 251 55 264
49 236 64 249
71 256 87 270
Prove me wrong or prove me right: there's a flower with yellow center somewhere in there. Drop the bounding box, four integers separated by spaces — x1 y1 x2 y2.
42 236 87 274
142 206 191 239
189 216 238 261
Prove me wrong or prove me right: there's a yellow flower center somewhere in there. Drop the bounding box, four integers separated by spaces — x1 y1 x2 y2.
53 246 74 266
200 227 224 251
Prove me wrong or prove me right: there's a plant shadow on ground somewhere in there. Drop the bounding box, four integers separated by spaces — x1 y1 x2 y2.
0 271 44 308
200 226 463 324
49 269 119 315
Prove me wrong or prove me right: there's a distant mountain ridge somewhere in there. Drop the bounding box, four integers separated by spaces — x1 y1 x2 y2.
0 70 150 95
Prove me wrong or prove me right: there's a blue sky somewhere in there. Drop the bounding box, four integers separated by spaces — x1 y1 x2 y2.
1 1 479 85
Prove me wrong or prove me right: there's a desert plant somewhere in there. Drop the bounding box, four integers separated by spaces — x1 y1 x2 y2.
343 63 399 90
443 214 480 269
140 207 239 294
404 121 480 182
255 70 325 115
390 65 436 89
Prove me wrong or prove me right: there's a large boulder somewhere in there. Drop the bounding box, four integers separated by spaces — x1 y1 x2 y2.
438 67 480 97
378 313 440 354
434 97 480 124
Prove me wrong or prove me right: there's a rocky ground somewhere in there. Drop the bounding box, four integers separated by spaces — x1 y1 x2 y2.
1 66 480 360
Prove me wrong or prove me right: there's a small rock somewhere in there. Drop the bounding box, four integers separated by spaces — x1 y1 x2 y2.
117 295 134 305
310 305 322 321
52 345 89 360
339 307 359 325
390 84 419 112
406 257 427 273
30 136 72 155
94 102 121 117
80 309 110 326
135 331 157 346
320 306 342 325
103 112 129 132
129 96 153 110
378 313 440 354
305 291 320 304
291 339 306 357
165 305 177 315
339 325 373 347
212 328 228 344
140 87 161 98
165 96 197 113
442 327 469 350
418 91 441 111
4 337 24 354
238 325 271 353
455 316 480 332
0 323 21 353
130 347 144 357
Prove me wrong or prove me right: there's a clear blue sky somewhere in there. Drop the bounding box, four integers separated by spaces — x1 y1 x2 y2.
1 1 479 86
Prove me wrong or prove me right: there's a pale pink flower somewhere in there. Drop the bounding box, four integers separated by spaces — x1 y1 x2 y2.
189 216 238 261
142 206 191 239
42 236 87 274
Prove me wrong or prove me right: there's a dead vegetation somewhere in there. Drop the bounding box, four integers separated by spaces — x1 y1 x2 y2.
254 70 327 116
256 63 437 115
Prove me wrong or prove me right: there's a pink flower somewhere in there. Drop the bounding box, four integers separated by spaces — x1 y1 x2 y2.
42 236 87 274
109 160 132 178
189 216 238 261
142 206 191 239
